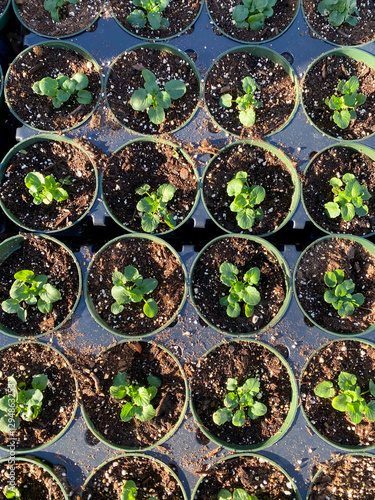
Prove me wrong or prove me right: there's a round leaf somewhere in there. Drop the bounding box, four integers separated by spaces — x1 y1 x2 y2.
232 409 245 427
148 105 165 125
213 407 232 426
314 380 335 398
143 298 158 318
164 79 186 100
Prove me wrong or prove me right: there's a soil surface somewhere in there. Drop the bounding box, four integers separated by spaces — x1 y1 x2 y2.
191 236 288 334
86 237 186 336
106 46 200 135
0 342 77 450
0 0 8 17
303 146 375 236
6 45 102 131
103 140 198 233
302 55 375 140
203 142 296 234
295 237 375 333
0 139 97 231
303 0 375 46
0 234 80 337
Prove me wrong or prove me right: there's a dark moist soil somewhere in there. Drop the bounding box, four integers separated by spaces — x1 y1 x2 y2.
187 341 293 447
0 234 80 336
206 0 298 43
205 51 297 138
203 142 296 234
0 140 97 231
111 0 201 39
103 140 198 233
302 55 375 140
0 342 76 450
191 237 287 334
15 0 103 37
6 45 102 131
106 47 200 135
295 237 375 334
303 146 375 236
308 455 375 500
0 461 65 500
193 455 298 499
0 0 8 17
301 340 375 448
303 0 375 46
81 455 185 499
79 342 186 448
86 238 185 336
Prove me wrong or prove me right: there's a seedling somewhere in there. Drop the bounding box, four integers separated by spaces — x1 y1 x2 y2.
0 374 48 433
32 73 92 109
218 489 259 500
136 183 176 233
3 486 21 499
110 372 161 422
325 76 366 129
1 270 62 322
130 69 186 125
323 268 364 317
324 173 371 222
314 372 375 424
213 376 267 427
111 265 158 318
43 0 79 23
127 0 170 30
219 76 262 127
25 172 72 205
227 171 265 230
317 0 358 27
232 0 277 30
219 262 261 318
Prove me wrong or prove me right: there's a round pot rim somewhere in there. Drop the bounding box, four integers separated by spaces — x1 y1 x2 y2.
0 0 11 31
189 233 292 336
102 136 200 236
189 339 298 451
201 138 301 237
0 133 99 234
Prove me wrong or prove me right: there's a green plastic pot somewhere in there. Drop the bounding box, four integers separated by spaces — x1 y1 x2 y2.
0 340 78 453
81 340 188 451
0 234 82 338
202 139 300 237
0 0 11 31
0 134 99 233
102 137 199 235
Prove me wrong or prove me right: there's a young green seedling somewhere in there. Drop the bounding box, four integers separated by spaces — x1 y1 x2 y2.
317 0 358 27
219 262 261 318
32 73 92 109
0 374 49 433
1 270 62 322
227 171 265 230
213 376 267 427
43 0 79 23
111 265 158 318
136 183 176 233
110 372 161 423
324 173 371 222
219 76 262 127
325 76 366 129
218 489 259 500
25 172 71 205
2 486 21 500
130 69 186 125
232 0 276 30
314 371 375 424
323 268 364 317
127 0 170 30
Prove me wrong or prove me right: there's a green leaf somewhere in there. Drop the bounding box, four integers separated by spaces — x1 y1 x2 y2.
121 480 138 500
120 402 136 422
123 266 140 282
218 490 232 500
242 76 258 94
249 401 267 418
324 271 338 288
39 283 61 303
236 208 256 229
242 286 260 306
338 372 357 392
127 9 147 27
148 105 165 125
227 178 244 197
233 4 249 22
138 278 158 295
143 298 158 318
39 77 59 97
130 88 151 111
369 380 375 397
147 374 161 388
220 262 238 278
141 213 160 233
227 302 241 318
244 304 254 317
32 374 48 391
147 11 162 29
213 407 232 425
341 202 356 221
232 409 246 426
333 109 351 129
37 298 53 314
338 301 355 317
226 378 238 391
156 90 172 109
332 393 351 412
135 403 156 421
142 69 157 82
76 89 93 105
233 490 252 500
364 401 375 421
224 392 239 409
243 267 260 285
136 184 150 196
157 183 176 202
241 377 260 395
239 107 256 127
133 386 151 407
164 79 186 100
315 380 335 398
111 302 124 315
324 201 341 219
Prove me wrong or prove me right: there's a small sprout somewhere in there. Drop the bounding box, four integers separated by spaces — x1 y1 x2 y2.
111 265 158 318
127 0 170 30
32 73 93 109
130 69 186 125
227 171 265 230
1 270 61 322
218 489 259 500
0 374 49 434
25 172 71 205
219 262 261 318
213 377 267 427
3 486 21 499
317 0 358 27
136 183 176 233
43 0 79 22
324 76 366 129
324 173 371 222
232 0 277 30
314 372 375 424
110 372 161 423
323 268 364 317
219 76 262 127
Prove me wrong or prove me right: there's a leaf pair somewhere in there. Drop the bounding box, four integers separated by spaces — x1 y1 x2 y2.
220 76 262 127
324 173 371 222
136 183 176 233
325 76 366 129
232 0 277 31
25 172 71 206
227 171 265 230
323 268 364 317
43 0 79 23
317 0 358 27
121 480 158 500
218 489 259 500
127 0 169 30
32 73 92 109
